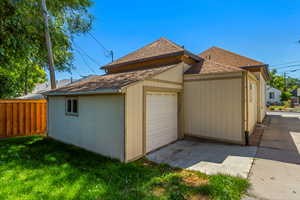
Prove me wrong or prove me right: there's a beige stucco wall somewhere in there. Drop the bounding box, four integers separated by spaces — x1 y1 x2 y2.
48 95 125 161
124 63 185 161
259 74 266 122
247 73 258 135
254 72 267 123
183 72 244 144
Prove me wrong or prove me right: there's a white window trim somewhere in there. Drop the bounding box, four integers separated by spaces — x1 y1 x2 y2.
65 97 79 116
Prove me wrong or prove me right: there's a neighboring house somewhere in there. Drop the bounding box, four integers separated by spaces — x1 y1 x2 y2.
266 86 281 105
291 88 300 105
45 38 269 162
18 79 73 99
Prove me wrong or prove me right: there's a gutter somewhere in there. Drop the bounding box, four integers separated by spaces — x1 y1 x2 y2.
43 88 122 96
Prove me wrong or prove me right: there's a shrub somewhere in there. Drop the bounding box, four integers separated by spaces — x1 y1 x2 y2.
281 91 292 101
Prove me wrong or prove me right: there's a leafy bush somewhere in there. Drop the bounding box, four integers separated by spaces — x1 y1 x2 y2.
281 91 292 101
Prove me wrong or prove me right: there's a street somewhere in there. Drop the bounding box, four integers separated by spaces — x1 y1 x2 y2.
245 112 300 200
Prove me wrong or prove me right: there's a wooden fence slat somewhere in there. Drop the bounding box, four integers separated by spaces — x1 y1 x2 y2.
13 103 18 136
30 103 35 135
41 103 47 133
19 103 25 136
36 103 41 133
0 104 6 137
0 100 47 138
25 103 31 135
6 103 12 137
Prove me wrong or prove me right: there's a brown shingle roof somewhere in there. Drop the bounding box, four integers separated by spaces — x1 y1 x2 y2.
199 46 264 68
102 38 185 69
185 59 245 75
46 64 178 95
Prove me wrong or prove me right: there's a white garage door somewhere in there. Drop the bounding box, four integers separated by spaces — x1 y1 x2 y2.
146 92 178 153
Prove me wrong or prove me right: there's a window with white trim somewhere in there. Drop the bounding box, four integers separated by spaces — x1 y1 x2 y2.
65 97 78 116
269 92 275 99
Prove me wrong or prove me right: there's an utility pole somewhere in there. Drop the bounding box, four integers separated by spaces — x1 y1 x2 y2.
284 72 287 91
41 0 56 89
110 50 114 62
24 65 28 95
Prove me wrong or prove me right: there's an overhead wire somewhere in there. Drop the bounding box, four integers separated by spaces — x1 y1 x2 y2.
271 64 300 70
270 60 300 67
74 48 97 74
73 42 102 66
87 32 114 61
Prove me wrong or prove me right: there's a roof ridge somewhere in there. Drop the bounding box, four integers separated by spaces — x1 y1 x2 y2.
205 46 264 65
160 37 184 50
102 37 185 69
106 38 163 65
204 58 243 69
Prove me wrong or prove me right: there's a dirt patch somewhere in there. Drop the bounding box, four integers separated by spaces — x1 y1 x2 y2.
178 170 209 187
249 126 264 146
184 194 210 200
142 159 158 167
152 187 166 197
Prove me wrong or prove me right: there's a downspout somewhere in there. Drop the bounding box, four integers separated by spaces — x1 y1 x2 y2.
123 93 126 162
244 72 249 145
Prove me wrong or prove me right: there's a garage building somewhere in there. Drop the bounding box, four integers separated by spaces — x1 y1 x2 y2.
45 38 269 162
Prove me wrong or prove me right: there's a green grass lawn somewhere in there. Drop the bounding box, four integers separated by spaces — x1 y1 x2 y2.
0 136 249 200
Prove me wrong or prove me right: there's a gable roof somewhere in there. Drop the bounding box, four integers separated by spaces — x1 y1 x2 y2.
185 59 245 75
45 63 178 96
101 38 200 70
199 46 265 68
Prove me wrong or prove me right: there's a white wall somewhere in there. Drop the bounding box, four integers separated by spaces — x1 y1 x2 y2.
266 86 281 104
48 95 125 161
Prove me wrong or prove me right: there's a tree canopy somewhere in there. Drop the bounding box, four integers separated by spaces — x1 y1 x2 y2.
0 0 94 98
268 69 300 101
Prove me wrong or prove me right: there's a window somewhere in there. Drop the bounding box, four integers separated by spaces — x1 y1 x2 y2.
269 92 275 99
65 97 78 116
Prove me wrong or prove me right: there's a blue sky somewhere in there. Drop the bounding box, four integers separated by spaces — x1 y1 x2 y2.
56 0 300 80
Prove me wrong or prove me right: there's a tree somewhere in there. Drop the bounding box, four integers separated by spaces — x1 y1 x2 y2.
0 0 94 98
0 60 47 98
268 69 299 101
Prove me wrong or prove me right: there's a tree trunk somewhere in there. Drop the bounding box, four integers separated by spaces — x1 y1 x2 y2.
41 0 56 89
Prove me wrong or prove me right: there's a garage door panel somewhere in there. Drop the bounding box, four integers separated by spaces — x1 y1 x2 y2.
146 92 178 153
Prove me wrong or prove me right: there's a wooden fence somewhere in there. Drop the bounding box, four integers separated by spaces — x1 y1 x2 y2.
0 100 47 138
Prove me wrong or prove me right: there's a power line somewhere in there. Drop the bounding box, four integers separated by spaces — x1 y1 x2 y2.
270 60 300 67
74 48 96 74
87 32 110 52
87 32 114 61
73 42 102 66
273 64 300 70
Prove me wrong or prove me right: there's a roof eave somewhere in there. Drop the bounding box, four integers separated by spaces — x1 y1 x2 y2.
44 88 122 96
184 50 202 61
240 64 268 69
101 51 185 70
240 64 271 80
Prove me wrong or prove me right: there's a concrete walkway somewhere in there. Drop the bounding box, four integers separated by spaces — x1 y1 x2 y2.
245 112 300 200
147 140 257 178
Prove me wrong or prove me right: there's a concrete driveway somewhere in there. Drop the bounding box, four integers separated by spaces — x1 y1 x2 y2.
245 112 300 200
147 140 257 178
